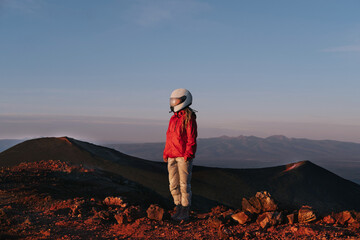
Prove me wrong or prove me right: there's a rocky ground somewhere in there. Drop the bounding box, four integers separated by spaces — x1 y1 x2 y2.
1 160 359 239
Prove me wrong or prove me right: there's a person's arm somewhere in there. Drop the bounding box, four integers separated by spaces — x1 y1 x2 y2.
163 140 169 162
184 116 197 161
163 117 172 162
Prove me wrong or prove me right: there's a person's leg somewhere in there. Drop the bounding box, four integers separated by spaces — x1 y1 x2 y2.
177 157 193 206
176 157 193 220
167 158 181 206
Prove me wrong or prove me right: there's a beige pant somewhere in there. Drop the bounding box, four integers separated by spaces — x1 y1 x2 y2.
167 157 193 207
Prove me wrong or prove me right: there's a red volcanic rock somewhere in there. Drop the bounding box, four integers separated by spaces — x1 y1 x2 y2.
257 213 271 229
231 211 251 224
256 211 283 229
287 213 295 225
323 215 335 224
349 211 360 229
71 199 85 216
115 206 143 224
255 191 278 212
242 197 260 214
298 206 316 223
114 213 126 225
103 196 127 207
349 221 360 229
146 204 164 221
248 196 262 213
334 210 357 226
242 191 277 214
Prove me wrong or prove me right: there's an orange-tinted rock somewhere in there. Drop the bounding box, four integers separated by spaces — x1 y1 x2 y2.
323 215 335 224
93 210 111 222
256 211 282 229
231 211 251 224
287 213 295 225
337 211 351 225
248 196 262 213
71 199 85 216
255 191 277 212
103 197 127 207
298 206 316 223
242 191 278 214
124 206 142 223
146 204 164 221
349 222 360 229
334 211 357 226
114 213 126 224
242 197 261 214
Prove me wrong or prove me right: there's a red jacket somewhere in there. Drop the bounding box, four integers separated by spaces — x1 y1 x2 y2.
163 110 197 161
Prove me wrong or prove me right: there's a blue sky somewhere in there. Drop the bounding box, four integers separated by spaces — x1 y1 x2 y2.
1 0 360 143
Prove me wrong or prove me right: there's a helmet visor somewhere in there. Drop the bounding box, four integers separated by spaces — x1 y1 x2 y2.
170 96 187 107
170 98 181 107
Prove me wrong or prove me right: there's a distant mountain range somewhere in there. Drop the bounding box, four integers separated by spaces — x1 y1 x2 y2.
1 137 360 214
106 135 360 184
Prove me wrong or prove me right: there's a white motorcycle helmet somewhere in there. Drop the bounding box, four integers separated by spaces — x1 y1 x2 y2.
169 88 192 112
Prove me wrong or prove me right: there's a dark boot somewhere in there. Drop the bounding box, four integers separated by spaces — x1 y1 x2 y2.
171 205 182 220
175 206 190 221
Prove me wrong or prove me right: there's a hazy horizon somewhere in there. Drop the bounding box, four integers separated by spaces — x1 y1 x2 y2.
1 114 360 144
1 1 359 144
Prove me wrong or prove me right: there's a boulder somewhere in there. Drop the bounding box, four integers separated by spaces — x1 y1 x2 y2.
231 211 252 225
242 191 277 214
146 204 164 221
242 198 260 214
256 211 283 229
334 211 356 226
255 191 277 212
248 196 262 213
298 206 316 223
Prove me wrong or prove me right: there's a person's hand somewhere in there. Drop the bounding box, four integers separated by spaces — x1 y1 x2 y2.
163 157 168 162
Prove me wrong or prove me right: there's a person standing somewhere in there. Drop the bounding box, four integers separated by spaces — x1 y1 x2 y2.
163 88 198 221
